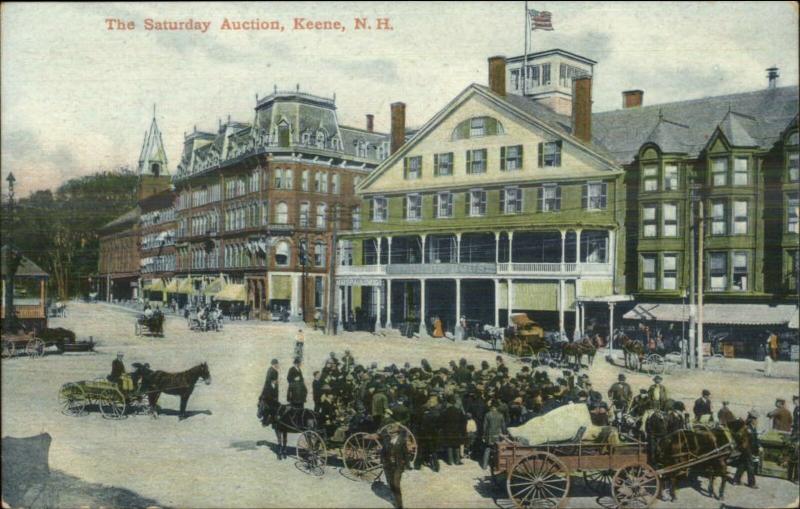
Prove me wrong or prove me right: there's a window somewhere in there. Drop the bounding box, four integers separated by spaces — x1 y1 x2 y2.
372 196 387 222
466 149 487 174
732 252 748 291
275 202 288 224
711 201 726 235
315 130 326 148
584 182 607 210
642 255 657 290
511 69 520 90
332 174 340 195
356 140 368 158
528 65 540 87
541 63 551 85
314 277 324 309
301 170 309 191
540 185 561 212
663 164 679 190
319 172 328 193
733 157 749 186
299 202 310 227
298 240 309 266
316 203 327 229
788 194 799 233
249 171 259 193
352 206 361 231
502 145 523 171
467 189 487 217
711 158 728 186
642 165 658 192
274 169 284 189
540 141 562 167
662 254 678 290
501 186 522 214
434 153 453 176
559 64 586 87
314 241 326 267
733 200 748 235
275 241 290 267
642 204 657 237
434 192 453 218
405 156 422 180
709 252 727 291
789 152 800 182
470 117 486 137
662 203 678 237
404 194 422 220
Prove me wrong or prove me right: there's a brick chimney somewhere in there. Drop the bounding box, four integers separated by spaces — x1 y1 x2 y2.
572 76 593 143
390 102 406 154
622 90 644 108
366 114 374 133
488 56 506 96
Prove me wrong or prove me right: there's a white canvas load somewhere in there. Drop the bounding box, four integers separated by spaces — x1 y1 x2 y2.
509 402 609 445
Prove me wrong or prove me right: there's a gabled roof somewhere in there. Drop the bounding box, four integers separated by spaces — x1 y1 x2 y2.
360 83 621 191
1 245 48 277
593 85 798 163
717 111 760 147
644 117 692 154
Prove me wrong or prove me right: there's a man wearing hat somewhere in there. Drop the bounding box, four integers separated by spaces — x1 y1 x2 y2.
107 352 126 389
732 410 761 488
767 398 792 432
693 389 713 423
371 381 390 428
258 359 280 426
630 389 651 416
648 375 668 411
287 357 303 384
717 400 735 427
608 374 633 412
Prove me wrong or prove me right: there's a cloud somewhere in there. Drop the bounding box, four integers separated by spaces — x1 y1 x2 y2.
327 58 400 83
1 129 86 197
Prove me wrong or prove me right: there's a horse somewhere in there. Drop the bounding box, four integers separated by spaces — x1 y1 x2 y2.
644 407 686 463
619 334 645 370
146 362 211 420
259 402 317 460
578 338 596 367
559 342 584 371
654 419 751 502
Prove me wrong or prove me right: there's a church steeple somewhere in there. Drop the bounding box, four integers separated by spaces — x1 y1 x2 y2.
138 106 169 177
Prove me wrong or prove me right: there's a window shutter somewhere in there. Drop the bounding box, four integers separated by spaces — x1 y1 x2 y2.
582 184 588 210
403 158 409 179
447 194 453 217
480 191 487 215
500 188 506 213
466 150 472 174
601 183 608 208
500 147 506 171
555 186 562 210
402 196 408 219
369 198 374 220
433 194 439 217
538 143 544 167
465 191 471 216
434 154 439 177
417 157 422 179
538 187 543 212
516 190 523 213
556 141 563 166
518 145 524 166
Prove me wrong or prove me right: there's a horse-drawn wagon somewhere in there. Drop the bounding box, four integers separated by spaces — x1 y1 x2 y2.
135 313 164 337
504 314 548 361
58 376 145 419
2 327 92 359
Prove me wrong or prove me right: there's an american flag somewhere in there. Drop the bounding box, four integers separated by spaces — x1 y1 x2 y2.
529 9 554 31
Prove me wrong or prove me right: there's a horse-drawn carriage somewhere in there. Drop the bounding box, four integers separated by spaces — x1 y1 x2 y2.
135 313 165 337
503 314 548 361
2 327 92 359
187 308 223 332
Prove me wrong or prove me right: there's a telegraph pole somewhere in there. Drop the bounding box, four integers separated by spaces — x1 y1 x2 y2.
327 204 340 335
3 173 20 333
300 232 309 322
688 187 697 369
697 198 705 370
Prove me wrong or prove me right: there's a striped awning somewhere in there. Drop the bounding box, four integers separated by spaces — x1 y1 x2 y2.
216 284 247 302
624 303 799 326
177 278 196 295
203 277 225 296
144 279 165 292
165 279 179 293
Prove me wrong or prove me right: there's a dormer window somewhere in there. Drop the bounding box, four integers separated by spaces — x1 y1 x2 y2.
301 130 312 145
452 117 504 140
151 163 161 177
315 130 326 148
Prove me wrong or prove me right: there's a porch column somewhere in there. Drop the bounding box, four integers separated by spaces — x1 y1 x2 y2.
509 232 514 264
456 233 462 264
387 236 393 265
494 232 501 264
494 279 500 327
558 279 566 337
385 279 393 329
376 237 382 266
560 230 567 272
374 281 382 332
455 278 461 327
608 302 616 352
607 229 616 274
574 302 582 341
581 302 586 337
420 234 427 264
338 286 345 330
106 274 111 302
507 278 514 324
575 229 583 270
419 278 428 336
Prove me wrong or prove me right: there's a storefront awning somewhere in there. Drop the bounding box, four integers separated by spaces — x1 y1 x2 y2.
624 303 799 326
164 279 179 293
144 279 165 292
203 277 225 297
177 278 196 295
216 283 247 302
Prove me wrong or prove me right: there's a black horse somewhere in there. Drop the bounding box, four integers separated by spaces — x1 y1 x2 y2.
147 362 211 420
260 403 318 459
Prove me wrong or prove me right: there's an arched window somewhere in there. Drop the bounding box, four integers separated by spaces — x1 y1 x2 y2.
277 120 291 147
451 116 505 140
275 202 289 224
301 130 312 145
315 129 327 148
275 241 290 267
316 203 327 229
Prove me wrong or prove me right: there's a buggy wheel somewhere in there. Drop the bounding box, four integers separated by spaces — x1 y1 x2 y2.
98 387 127 419
583 469 614 495
377 422 418 465
2 340 16 358
506 451 570 508
58 383 86 416
342 432 382 482
295 430 327 474
611 462 659 509
25 338 45 359
537 351 551 366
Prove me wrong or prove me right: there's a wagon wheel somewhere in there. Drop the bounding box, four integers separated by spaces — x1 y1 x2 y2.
517 344 535 360
342 432 382 481
611 462 659 509
2 340 16 358
295 430 327 475
98 387 127 419
25 338 45 359
536 350 551 366
583 469 614 495
377 422 418 465
506 451 570 509
647 354 665 375
58 383 87 416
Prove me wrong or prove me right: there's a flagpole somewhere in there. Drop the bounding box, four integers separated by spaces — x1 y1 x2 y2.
523 1 529 95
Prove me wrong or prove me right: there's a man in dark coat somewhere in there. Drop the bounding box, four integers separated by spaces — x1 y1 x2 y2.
379 426 411 509
608 373 632 411
258 359 280 426
481 399 507 469
767 398 792 432
312 371 323 413
287 373 308 410
733 411 760 488
717 401 736 426
414 395 442 472
287 357 303 384
107 352 126 385
440 395 466 465
693 389 713 423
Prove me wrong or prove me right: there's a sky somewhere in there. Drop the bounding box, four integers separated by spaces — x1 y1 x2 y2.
2 1 798 198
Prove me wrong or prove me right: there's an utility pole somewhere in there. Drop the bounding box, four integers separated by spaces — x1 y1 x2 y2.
300 232 309 323
3 173 21 334
697 198 705 370
327 204 340 335
688 187 697 369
